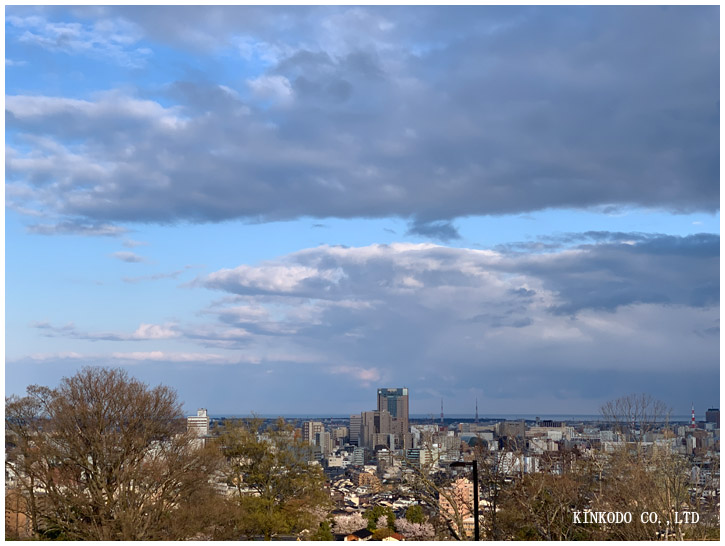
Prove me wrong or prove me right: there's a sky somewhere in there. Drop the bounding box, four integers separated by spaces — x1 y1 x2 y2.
4 5 720 417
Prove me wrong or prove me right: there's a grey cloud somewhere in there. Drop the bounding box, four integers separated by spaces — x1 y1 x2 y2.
515 233 719 314
406 220 461 242
202 234 719 315
26 220 128 237
509 287 536 298
496 231 695 254
31 320 75 333
5 6 718 229
494 241 564 254
197 235 718 385
165 80 247 115
468 313 533 329
437 367 719 414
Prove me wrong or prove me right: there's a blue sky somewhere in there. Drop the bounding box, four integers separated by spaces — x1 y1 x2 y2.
5 5 720 416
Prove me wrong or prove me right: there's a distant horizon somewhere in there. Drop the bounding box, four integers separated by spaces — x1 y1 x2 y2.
206 412 711 423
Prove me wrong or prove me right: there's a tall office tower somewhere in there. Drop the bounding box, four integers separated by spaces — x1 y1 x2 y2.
377 387 409 435
361 409 393 448
705 408 719 427
302 421 324 444
349 414 362 446
187 408 210 436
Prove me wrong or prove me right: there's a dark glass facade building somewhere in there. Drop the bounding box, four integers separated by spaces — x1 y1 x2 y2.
377 387 409 434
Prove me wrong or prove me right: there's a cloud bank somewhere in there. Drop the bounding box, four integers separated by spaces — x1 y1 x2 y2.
195 235 718 403
6 6 718 233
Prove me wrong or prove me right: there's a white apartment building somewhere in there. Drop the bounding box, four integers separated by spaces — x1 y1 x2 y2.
187 408 210 436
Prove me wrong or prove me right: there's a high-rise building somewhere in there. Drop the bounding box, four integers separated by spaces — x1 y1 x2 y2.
187 408 210 436
362 409 393 449
705 408 719 427
302 421 324 445
377 387 409 435
349 414 362 446
333 426 349 447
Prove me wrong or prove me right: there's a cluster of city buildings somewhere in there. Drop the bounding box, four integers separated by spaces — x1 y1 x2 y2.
187 392 720 481
182 390 719 539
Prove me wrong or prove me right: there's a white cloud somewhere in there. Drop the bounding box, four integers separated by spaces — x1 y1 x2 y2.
247 74 294 104
206 263 345 295
20 351 85 361
330 365 382 385
7 14 149 67
6 93 185 129
131 323 178 340
31 321 180 341
109 351 228 363
122 238 148 248
111 251 146 263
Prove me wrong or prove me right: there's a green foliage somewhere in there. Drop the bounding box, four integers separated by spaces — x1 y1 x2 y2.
372 527 397 540
219 417 331 540
309 520 334 541
405 504 425 524
365 505 395 530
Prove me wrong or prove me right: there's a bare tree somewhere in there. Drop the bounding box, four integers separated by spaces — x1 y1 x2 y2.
472 437 526 540
594 394 719 540
497 457 595 540
685 454 720 539
396 452 469 540
600 393 671 448
5 367 222 540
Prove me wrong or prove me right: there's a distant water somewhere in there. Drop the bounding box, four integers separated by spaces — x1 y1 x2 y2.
211 413 698 422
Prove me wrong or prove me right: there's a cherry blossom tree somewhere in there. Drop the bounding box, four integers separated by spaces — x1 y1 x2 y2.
395 518 436 540
332 513 367 535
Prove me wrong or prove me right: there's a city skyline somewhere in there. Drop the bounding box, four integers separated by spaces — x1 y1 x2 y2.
5 5 719 416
